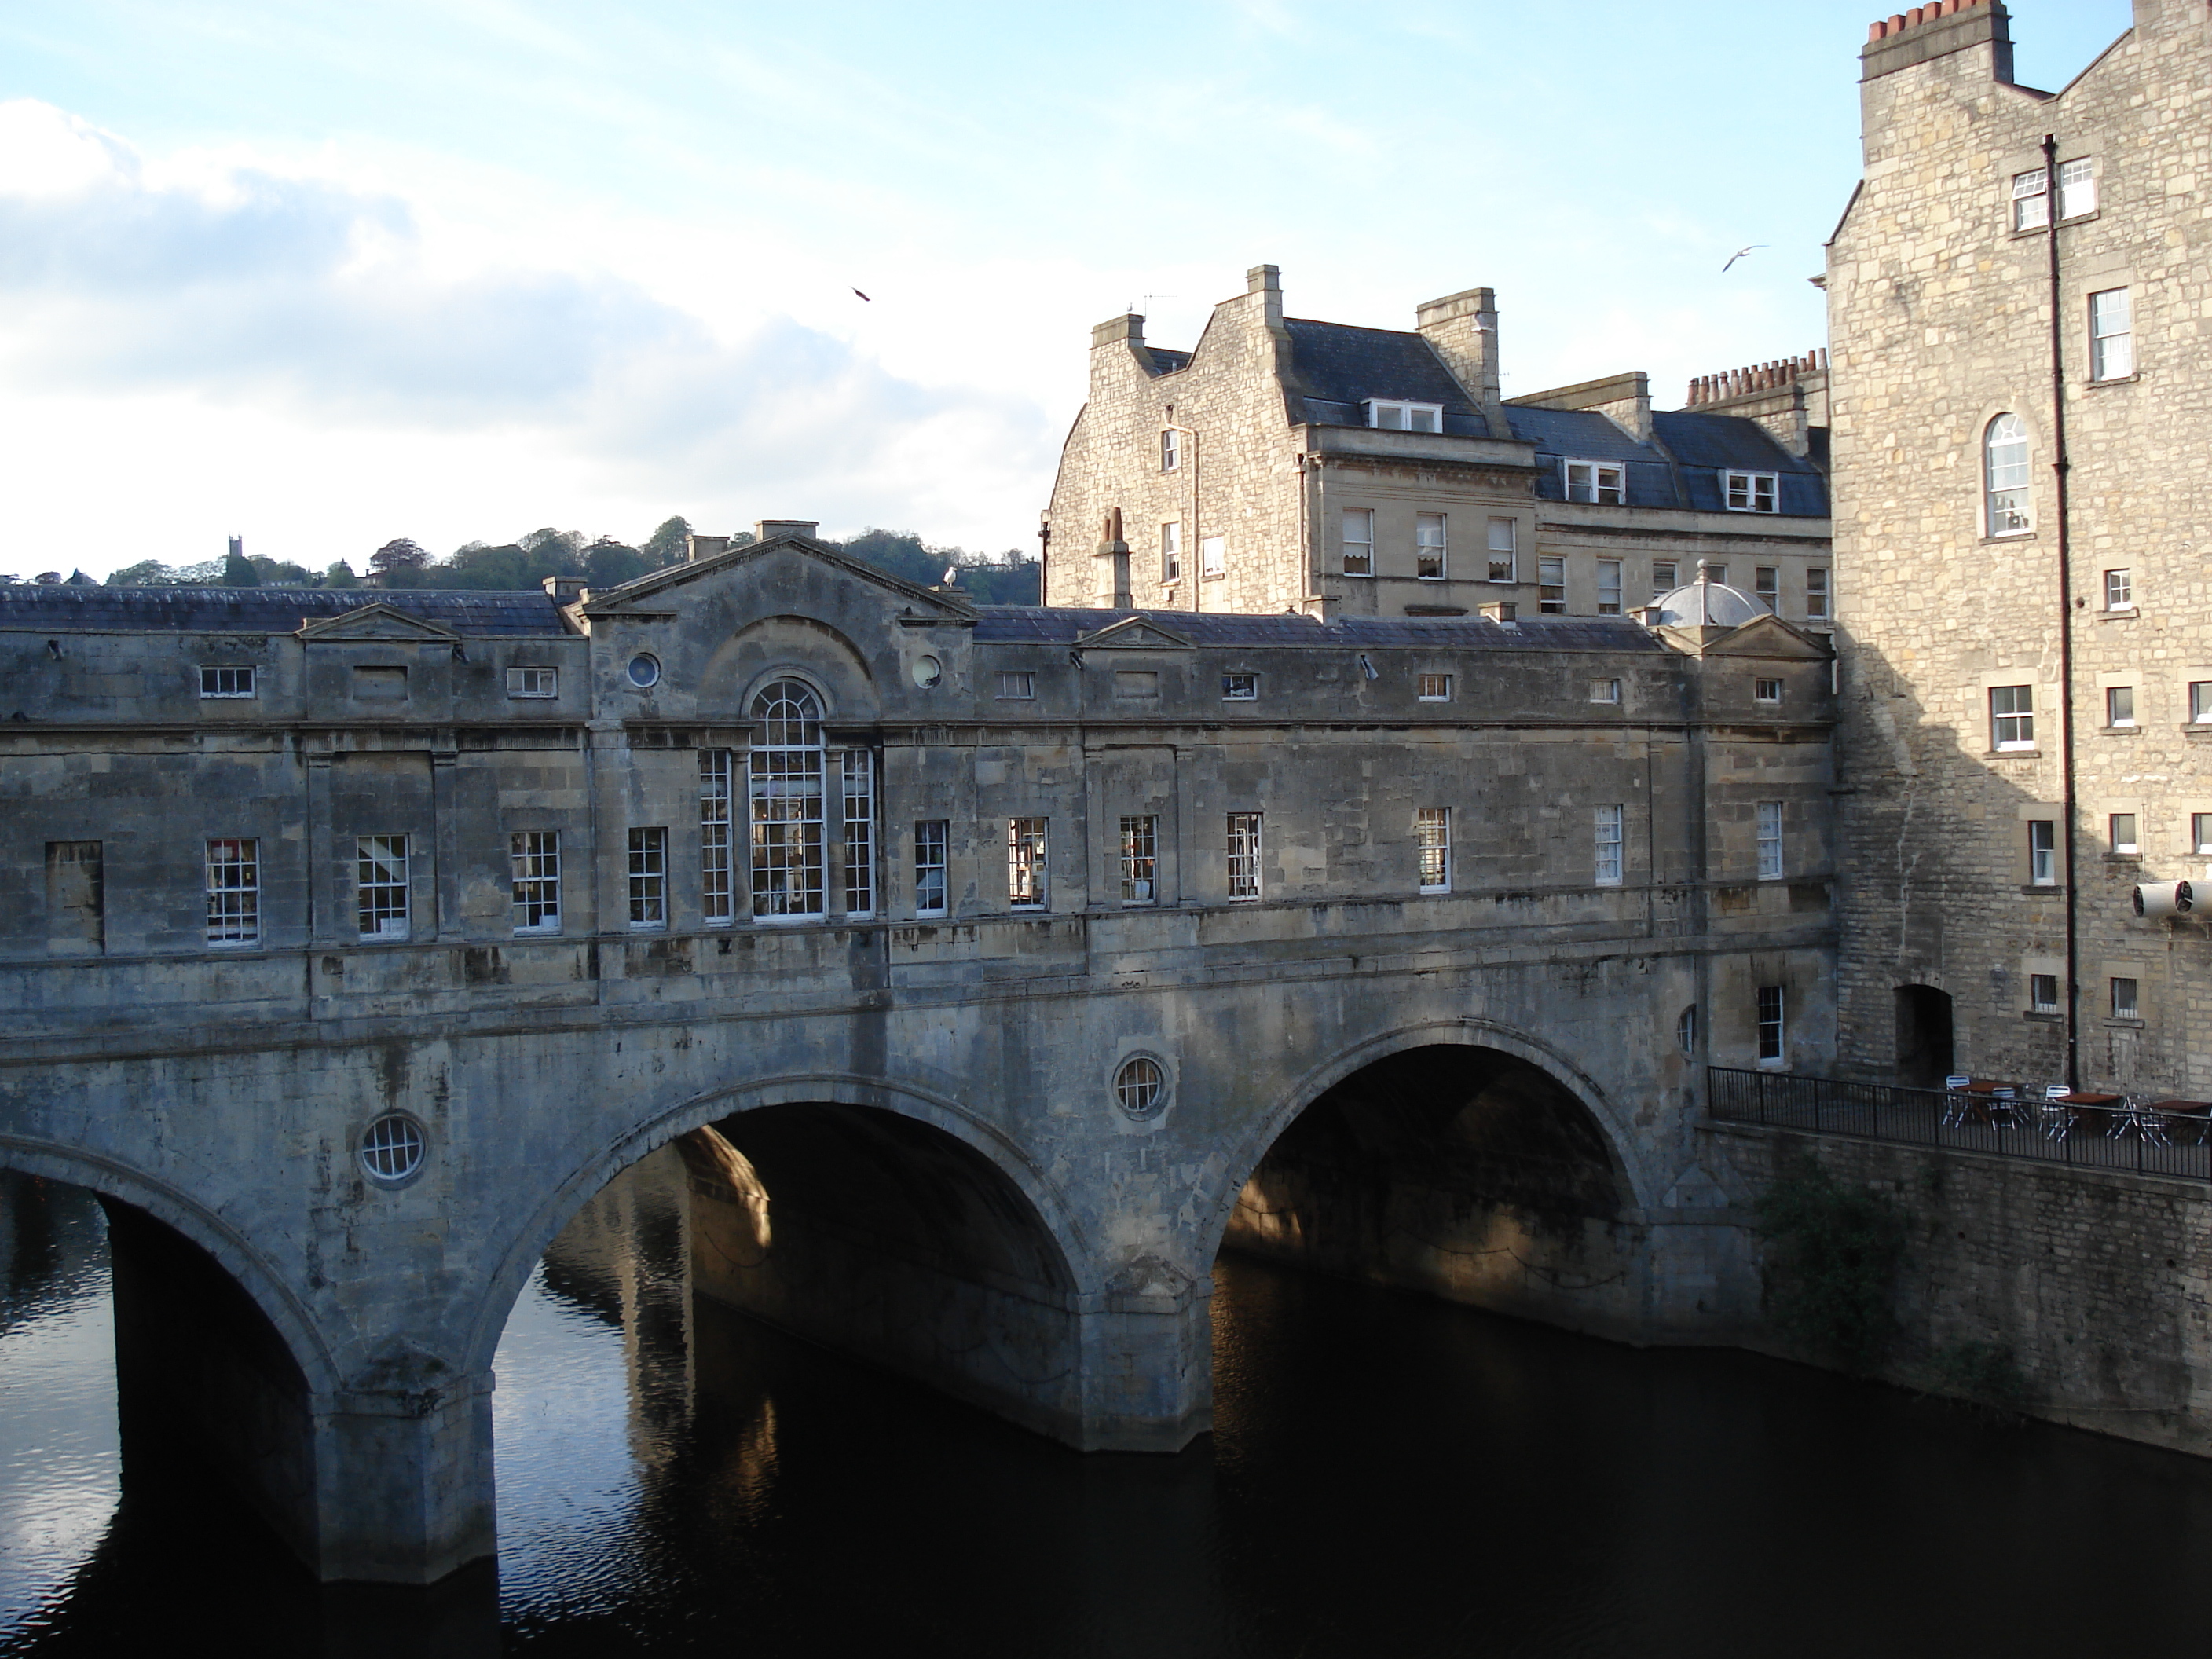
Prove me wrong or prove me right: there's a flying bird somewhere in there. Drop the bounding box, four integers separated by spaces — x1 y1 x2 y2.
852 287 872 301
1722 245 1767 273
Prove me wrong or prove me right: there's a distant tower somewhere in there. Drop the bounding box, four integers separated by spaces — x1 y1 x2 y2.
229 536 243 559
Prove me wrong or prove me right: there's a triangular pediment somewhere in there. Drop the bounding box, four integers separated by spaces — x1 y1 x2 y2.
577 534 978 625
1701 613 1833 660
297 603 460 644
1074 615 1196 651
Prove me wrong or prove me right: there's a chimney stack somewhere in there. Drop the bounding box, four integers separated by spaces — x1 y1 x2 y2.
1416 288 1505 433
754 520 820 544
1247 264 1284 329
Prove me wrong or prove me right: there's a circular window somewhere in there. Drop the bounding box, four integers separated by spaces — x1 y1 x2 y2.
627 653 661 689
1114 1055 1167 1120
361 1113 427 1184
911 654 943 689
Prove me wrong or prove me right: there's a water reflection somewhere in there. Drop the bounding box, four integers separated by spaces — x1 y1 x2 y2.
7 1152 2212 1657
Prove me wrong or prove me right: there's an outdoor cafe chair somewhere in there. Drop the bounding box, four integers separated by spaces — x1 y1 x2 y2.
2034 1086 2075 1141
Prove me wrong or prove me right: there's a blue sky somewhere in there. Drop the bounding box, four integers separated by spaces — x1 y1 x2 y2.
0 0 2135 577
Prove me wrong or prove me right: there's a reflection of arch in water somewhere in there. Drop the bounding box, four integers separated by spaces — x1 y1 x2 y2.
1209 1024 1651 1342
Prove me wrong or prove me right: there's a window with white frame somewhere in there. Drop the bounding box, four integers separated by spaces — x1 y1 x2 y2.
2109 813 2139 855
1119 815 1157 903
1986 414 2032 535
1417 673 1452 701
1753 567 1779 610
1806 567 1830 620
2029 819 2056 885
2089 288 2133 380
507 666 557 698
1726 472 1779 514
2193 682 2212 723
996 671 1035 700
1415 514 1447 580
1751 679 1782 706
843 750 875 917
2012 167 2049 232
2029 973 2060 1014
2106 686 2136 727
701 750 733 924
1486 518 1517 583
1565 460 1626 505
357 835 409 939
1160 522 1181 583
1365 399 1442 433
2195 813 2212 856
1008 818 1047 908
1202 536 1225 580
205 838 259 945
1590 678 1621 705
1991 684 2035 750
2111 976 2141 1020
750 680 825 919
2104 569 2133 610
1538 556 1566 613
200 665 255 699
1756 984 1785 1062
628 827 667 928
1342 509 1374 577
1415 807 1451 894
2058 156 2096 218
1756 800 1784 881
1226 812 1262 900
914 821 948 917
1706 563 1730 587
1651 560 1678 599
1597 559 1622 615
1222 672 1258 701
1594 804 1623 886
511 830 560 932
1161 428 1181 472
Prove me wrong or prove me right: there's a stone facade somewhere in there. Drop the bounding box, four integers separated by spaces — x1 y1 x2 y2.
1044 267 1836 632
1827 0 2212 1096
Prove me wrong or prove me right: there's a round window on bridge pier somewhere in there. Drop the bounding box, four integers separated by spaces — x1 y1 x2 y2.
360 1113 428 1185
1114 1055 1168 1120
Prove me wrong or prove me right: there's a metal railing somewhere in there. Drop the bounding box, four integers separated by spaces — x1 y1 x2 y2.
1707 1067 2212 1182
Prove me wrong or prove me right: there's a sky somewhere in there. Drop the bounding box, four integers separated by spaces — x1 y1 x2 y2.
0 0 2137 580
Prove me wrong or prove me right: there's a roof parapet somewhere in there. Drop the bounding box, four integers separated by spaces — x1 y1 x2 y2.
1862 0 2013 82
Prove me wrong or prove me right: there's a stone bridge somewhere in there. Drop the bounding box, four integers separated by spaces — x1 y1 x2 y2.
0 533 1834 1580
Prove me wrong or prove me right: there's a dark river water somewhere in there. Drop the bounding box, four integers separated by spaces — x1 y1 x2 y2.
5 1156 2212 1657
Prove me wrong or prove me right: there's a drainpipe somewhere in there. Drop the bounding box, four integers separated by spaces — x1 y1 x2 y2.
2043 132 2082 1093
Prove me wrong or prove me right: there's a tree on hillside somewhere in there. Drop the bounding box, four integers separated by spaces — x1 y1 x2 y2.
641 516 691 569
371 538 430 581
324 560 360 589
108 559 175 587
222 548 260 586
584 537 647 588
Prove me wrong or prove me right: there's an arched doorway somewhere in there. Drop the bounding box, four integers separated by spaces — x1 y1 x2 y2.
1895 984 1955 1087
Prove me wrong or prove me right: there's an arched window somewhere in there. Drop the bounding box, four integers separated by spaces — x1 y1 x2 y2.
1985 413 2032 536
750 680 824 918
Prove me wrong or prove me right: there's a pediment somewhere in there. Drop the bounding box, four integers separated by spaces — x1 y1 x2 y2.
577 533 978 626
1701 613 1833 660
1074 615 1195 652
297 603 460 644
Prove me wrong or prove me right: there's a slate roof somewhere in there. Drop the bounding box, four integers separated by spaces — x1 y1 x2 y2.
974 607 1668 654
1280 320 1494 438
0 586 576 635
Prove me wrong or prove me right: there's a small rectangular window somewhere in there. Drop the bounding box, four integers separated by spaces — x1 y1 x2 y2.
1590 679 1621 705
1539 556 1566 614
1366 399 1442 432
1415 514 1447 580
1756 984 1785 1062
2012 167 2049 232
1226 812 1263 900
1756 800 1784 881
1564 460 1626 505
2196 813 2212 857
1202 535 1225 580
2030 973 2060 1015
1417 673 1452 702
506 666 558 698
1159 522 1181 583
1753 567 1779 608
1485 518 1517 583
205 838 259 946
511 830 561 932
1342 509 1374 577
1119 815 1158 904
1222 672 1258 701
1161 428 1181 471
1650 560 1678 599
200 665 255 699
701 750 733 924
2106 685 2136 727
1008 818 1048 908
1706 564 1729 588
914 821 949 917
843 750 875 917
2028 819 2056 885
1596 559 1622 616
2192 682 2212 724
1726 473 1780 514
2109 813 2139 855
1594 804 1623 887
357 834 410 940
2104 569 2133 611
995 671 1036 700
2058 156 2096 218
1416 807 1451 894
1991 684 2034 749
2089 287 2133 380
2111 976 2141 1020
1806 567 1830 620
1755 678 1783 704
628 827 668 928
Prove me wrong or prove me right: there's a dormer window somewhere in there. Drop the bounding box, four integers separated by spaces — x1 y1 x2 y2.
1364 399 1442 434
1564 460 1626 505
1724 471 1779 513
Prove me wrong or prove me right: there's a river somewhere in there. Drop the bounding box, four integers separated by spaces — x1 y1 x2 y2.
5 1158 2211 1657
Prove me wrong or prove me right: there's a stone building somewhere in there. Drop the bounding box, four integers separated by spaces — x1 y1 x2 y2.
1826 0 2212 1095
1042 267 1834 629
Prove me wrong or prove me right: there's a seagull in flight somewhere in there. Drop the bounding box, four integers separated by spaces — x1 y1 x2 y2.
1722 245 1767 273
852 287 872 301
